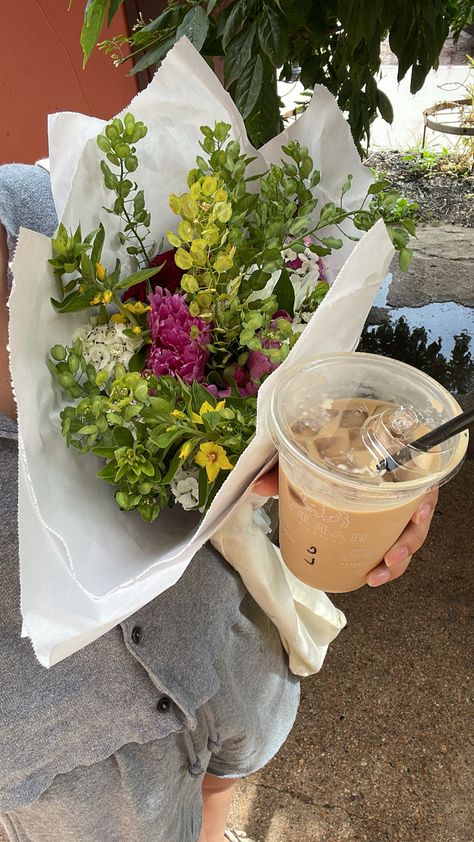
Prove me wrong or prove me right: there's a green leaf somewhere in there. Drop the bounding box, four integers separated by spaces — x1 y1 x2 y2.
376 89 394 124
114 426 134 447
273 268 295 317
321 237 343 249
222 0 256 51
162 450 185 484
115 265 162 291
399 247 413 272
223 21 257 88
367 180 391 195
128 347 147 373
81 0 108 66
176 6 210 52
130 35 177 75
107 0 124 26
90 223 105 267
198 467 208 509
50 290 96 313
235 54 264 119
258 5 288 67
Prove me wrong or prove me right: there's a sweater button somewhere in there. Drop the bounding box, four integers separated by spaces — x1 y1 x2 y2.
131 626 142 645
157 696 171 713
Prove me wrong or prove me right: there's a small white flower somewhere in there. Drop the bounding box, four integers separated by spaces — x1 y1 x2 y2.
74 322 142 376
171 469 200 511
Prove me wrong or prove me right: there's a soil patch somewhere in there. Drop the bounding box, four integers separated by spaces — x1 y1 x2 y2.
366 150 474 227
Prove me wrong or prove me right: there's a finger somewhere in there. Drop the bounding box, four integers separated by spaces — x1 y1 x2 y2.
383 489 438 568
253 467 279 497
411 487 439 527
366 555 412 587
384 508 435 568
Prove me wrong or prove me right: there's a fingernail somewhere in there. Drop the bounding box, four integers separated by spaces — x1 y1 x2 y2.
367 568 390 587
414 504 431 525
385 545 409 567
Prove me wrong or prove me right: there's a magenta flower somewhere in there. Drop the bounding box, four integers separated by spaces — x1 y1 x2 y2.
247 350 278 381
146 287 210 383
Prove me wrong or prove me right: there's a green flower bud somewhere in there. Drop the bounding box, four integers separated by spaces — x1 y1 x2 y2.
95 370 109 387
51 344 66 361
68 354 80 374
58 371 76 389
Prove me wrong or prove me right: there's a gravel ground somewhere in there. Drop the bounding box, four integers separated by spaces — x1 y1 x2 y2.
366 150 474 227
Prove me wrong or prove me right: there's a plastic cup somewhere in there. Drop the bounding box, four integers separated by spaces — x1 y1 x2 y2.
269 352 468 593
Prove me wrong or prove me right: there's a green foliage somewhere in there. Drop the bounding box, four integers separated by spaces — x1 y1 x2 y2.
49 112 159 320
77 0 473 149
57 369 258 521
96 112 155 265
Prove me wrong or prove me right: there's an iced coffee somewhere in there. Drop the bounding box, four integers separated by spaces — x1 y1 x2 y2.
270 354 468 593
279 398 434 592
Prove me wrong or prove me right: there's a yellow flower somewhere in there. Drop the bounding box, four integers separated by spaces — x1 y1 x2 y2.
90 294 101 305
95 263 107 282
125 301 151 315
111 313 127 323
179 441 193 460
191 400 225 425
103 290 113 304
132 326 142 335
195 442 233 483
172 409 186 419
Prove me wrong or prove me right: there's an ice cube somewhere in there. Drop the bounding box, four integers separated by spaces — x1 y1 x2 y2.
340 407 369 428
349 428 367 450
315 436 347 460
292 418 321 437
386 408 419 439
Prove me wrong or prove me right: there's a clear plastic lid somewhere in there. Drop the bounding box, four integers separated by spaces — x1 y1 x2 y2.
270 353 468 493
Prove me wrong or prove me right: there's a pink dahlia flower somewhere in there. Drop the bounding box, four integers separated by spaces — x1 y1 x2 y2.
147 287 210 383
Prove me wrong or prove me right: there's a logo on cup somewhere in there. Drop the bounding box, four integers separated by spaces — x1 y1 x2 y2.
305 546 317 565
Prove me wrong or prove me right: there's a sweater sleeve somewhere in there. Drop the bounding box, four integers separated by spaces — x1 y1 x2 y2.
0 164 58 289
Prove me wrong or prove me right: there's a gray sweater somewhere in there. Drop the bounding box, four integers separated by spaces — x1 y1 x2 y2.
0 166 278 811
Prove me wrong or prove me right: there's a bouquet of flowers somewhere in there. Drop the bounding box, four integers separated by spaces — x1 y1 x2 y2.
9 39 404 665
47 117 413 523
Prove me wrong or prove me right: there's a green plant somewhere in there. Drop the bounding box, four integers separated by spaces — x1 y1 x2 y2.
74 1 474 151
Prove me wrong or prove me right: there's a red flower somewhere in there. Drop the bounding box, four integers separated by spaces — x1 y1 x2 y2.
122 248 184 303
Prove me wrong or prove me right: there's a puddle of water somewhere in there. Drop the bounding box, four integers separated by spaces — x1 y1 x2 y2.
359 275 473 394
372 274 474 356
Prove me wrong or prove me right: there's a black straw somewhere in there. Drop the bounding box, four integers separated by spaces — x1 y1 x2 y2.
377 407 474 473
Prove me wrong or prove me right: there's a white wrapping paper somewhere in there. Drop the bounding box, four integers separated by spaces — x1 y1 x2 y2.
9 39 394 666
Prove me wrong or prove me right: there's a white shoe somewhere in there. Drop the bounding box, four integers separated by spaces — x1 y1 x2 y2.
225 830 257 842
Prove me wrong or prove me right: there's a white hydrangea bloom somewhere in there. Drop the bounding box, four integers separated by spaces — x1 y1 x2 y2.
74 323 142 376
170 469 200 511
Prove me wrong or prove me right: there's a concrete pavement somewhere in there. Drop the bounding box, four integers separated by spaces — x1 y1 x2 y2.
228 460 473 842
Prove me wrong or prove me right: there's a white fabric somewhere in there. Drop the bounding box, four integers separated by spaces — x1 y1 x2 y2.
9 38 394 666
212 496 346 676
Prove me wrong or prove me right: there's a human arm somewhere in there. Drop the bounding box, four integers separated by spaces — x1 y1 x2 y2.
0 223 16 421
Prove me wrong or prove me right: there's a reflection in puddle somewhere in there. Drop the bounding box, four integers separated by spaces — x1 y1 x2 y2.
359 318 473 394
360 274 473 394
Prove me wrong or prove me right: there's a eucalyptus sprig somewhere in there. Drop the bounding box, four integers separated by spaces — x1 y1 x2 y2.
96 112 155 266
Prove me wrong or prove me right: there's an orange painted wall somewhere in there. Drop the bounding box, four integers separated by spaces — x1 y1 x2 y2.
0 2 139 165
